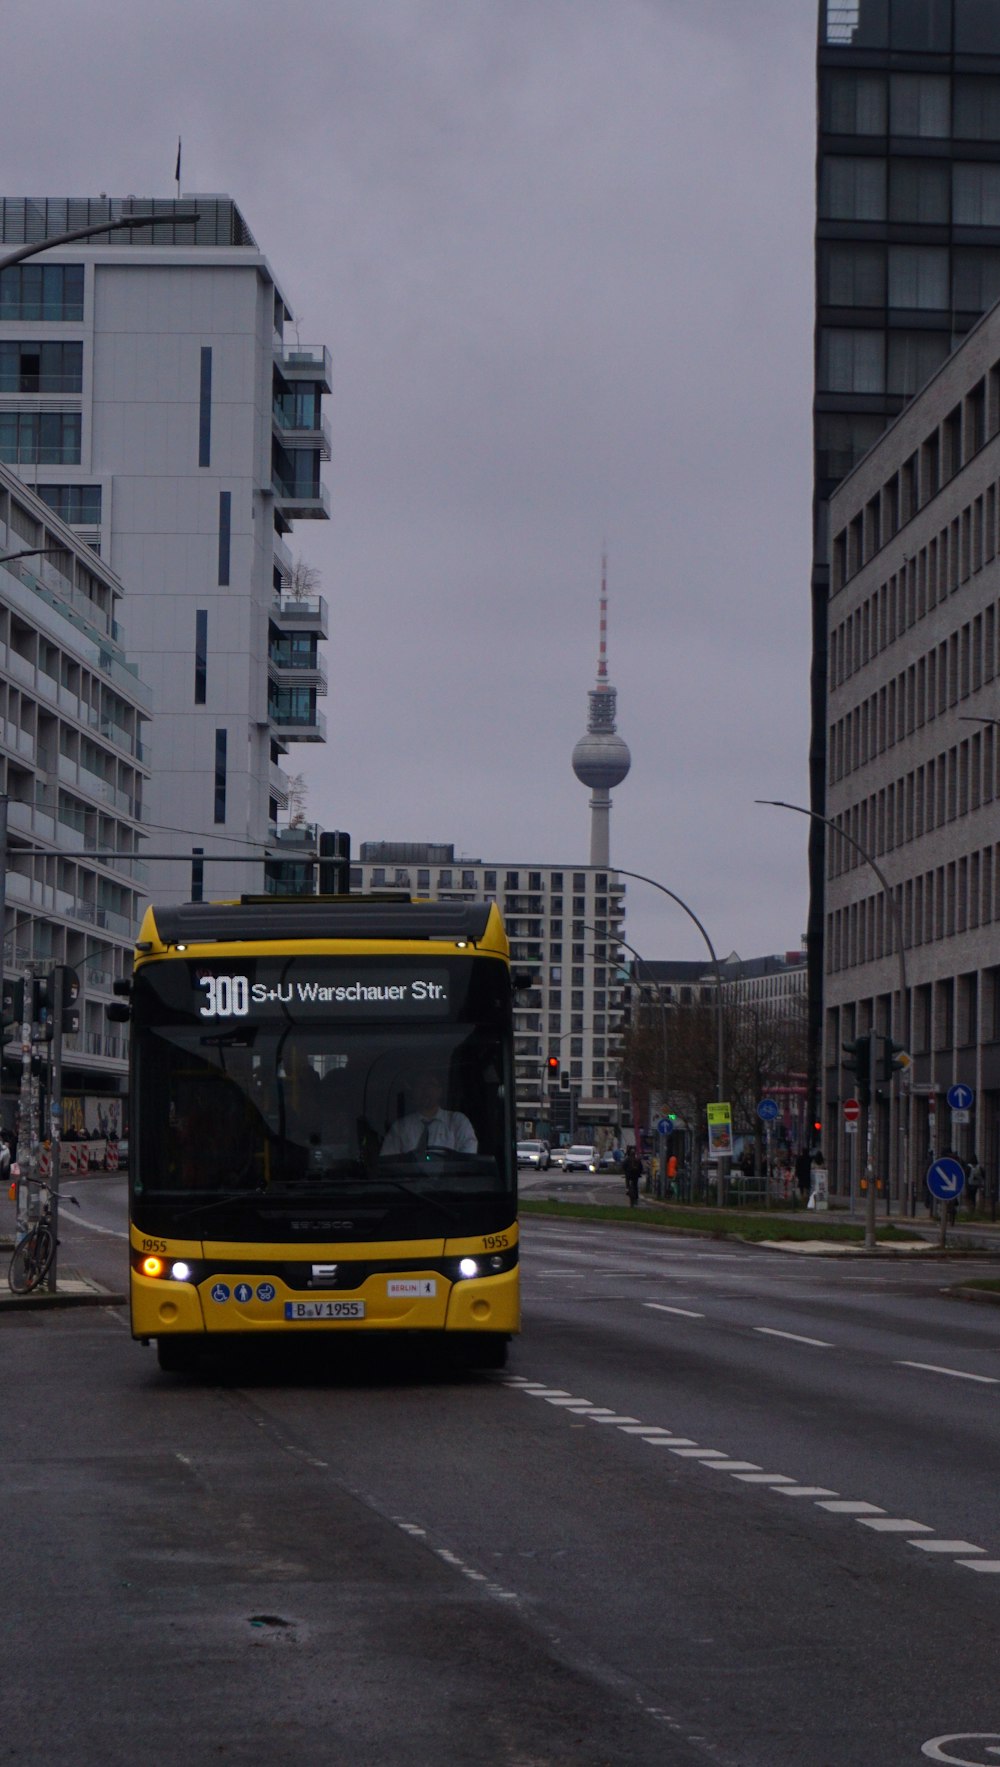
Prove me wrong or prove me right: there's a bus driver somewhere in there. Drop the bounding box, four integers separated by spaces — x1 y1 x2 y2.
381 1069 478 1156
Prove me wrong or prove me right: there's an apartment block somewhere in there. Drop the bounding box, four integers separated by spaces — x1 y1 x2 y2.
352 844 627 1137
826 297 1000 1197
0 196 330 907
0 462 149 1102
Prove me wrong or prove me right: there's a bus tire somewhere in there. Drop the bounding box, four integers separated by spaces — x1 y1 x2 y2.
156 1335 200 1374
455 1334 509 1371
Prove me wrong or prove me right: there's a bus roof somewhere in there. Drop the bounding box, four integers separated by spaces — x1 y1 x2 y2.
137 896 506 954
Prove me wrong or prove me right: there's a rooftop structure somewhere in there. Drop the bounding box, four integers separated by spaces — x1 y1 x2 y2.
572 555 630 867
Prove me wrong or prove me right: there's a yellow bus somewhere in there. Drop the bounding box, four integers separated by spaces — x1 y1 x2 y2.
118 895 520 1372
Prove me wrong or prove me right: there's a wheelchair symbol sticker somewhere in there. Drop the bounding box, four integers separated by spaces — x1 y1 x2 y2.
210 1283 230 1303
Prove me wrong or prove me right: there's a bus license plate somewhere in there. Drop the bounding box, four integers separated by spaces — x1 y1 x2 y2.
284 1300 366 1320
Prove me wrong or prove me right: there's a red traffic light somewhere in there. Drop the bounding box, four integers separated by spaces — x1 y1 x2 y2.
546 1056 559 1072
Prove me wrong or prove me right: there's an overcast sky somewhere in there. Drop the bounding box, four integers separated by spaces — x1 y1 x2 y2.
5 0 817 965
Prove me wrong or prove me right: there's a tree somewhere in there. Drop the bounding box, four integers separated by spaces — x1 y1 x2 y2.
286 557 321 602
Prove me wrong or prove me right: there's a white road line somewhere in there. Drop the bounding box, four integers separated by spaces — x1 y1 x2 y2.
668 1447 730 1459
731 1473 798 1485
706 1461 762 1473
817 1500 885 1514
775 1486 839 1498
644 1302 705 1318
754 1326 832 1348
540 1395 593 1406
645 1437 697 1448
589 1415 641 1425
897 1360 999 1385
957 1559 1000 1573
911 1540 985 1554
65 1217 128 1240
858 1518 932 1533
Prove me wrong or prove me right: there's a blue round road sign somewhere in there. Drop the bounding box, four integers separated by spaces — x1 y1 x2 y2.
947 1083 974 1112
757 1099 779 1122
926 1157 966 1202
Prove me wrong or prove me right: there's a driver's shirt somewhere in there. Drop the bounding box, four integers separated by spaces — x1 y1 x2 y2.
381 1108 478 1156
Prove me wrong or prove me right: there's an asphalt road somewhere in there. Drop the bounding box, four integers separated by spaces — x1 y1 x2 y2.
4 1183 1000 1766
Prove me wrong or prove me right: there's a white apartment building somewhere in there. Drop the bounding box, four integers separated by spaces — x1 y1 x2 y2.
0 195 330 907
0 462 149 1105
352 844 627 1139
826 295 1000 1201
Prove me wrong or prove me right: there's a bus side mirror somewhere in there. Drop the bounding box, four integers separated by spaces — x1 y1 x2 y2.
512 971 535 993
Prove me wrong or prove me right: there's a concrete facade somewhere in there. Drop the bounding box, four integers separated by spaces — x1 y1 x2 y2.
0 196 329 907
826 298 1000 1199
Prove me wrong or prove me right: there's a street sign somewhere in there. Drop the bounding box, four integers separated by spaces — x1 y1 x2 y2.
843 1098 860 1124
947 1083 974 1111
844 1120 858 1136
756 1099 779 1122
655 1117 673 1136
925 1156 965 1202
951 1109 970 1127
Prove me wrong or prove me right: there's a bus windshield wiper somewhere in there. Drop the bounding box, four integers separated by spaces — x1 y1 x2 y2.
369 1176 461 1223
171 1187 267 1222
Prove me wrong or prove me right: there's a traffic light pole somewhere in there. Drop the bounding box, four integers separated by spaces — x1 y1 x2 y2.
46 966 64 1294
864 1033 878 1253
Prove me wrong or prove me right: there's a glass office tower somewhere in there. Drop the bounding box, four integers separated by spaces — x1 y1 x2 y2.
809 0 1000 1113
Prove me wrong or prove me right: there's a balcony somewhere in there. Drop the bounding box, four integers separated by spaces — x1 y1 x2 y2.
268 649 328 695
272 400 332 461
271 592 329 639
274 345 332 392
268 699 327 744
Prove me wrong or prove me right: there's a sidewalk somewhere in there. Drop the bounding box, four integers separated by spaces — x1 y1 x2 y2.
0 1239 126 1310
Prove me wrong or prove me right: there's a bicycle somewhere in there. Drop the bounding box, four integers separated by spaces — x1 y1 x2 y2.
8 1187 79 1294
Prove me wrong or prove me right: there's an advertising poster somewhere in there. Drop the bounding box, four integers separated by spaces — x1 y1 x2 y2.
706 1101 733 1158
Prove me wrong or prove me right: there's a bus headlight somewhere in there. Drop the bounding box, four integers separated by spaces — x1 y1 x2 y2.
458 1258 479 1279
170 1261 193 1282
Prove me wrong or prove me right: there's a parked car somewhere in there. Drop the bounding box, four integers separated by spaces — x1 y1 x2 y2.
516 1139 551 1170
558 1144 599 1172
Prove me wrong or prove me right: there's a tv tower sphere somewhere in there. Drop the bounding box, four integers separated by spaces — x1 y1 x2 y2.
573 557 630 866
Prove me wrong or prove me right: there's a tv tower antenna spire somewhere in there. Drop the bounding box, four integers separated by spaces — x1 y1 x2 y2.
572 551 631 866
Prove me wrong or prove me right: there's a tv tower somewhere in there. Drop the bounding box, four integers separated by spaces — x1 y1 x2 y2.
572 553 631 866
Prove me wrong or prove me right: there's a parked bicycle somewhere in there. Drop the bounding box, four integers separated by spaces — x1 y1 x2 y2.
8 1186 79 1294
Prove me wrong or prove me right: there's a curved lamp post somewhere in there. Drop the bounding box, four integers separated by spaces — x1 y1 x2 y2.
756 798 912 1246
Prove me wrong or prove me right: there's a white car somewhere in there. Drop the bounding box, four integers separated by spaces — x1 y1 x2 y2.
558 1144 599 1172
516 1139 551 1170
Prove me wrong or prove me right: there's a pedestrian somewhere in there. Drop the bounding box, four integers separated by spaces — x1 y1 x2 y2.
966 1153 984 1215
623 1144 642 1207
795 1147 812 1207
0 1135 10 1187
666 1151 678 1198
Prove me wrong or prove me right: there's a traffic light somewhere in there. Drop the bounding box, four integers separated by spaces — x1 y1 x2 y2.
2 978 24 1030
546 1055 559 1078
879 1035 910 1083
813 1120 822 1138
32 975 55 1042
842 1032 872 1105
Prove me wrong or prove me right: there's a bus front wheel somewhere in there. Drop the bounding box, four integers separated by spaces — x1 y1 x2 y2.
156 1335 200 1374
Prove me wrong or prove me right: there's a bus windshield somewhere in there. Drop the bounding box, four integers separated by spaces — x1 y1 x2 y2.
130 953 514 1240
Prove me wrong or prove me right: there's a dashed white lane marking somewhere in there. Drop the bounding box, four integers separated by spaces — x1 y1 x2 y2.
817 1500 885 1514
500 1379 996 1571
897 1361 999 1385
393 1517 521 1602
644 1302 705 1319
65 1216 128 1239
859 1517 932 1533
912 1540 984 1555
754 1326 832 1348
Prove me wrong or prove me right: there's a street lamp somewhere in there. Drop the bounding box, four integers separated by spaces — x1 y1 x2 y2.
756 798 911 1248
0 210 200 276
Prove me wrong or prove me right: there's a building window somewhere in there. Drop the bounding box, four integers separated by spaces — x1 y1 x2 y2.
438 870 452 887
818 329 885 394
820 156 886 221
213 728 227 823
0 340 82 392
199 347 212 468
888 332 949 397
956 0 1000 52
195 610 208 705
888 246 948 310
0 411 81 465
417 869 430 889
889 74 949 138
889 159 949 224
954 75 1000 140
822 71 887 134
819 243 886 309
36 485 101 525
191 847 204 903
484 870 496 890
954 163 1000 227
218 491 231 585
0 262 83 321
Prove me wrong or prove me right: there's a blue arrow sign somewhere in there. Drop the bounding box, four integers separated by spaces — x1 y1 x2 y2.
656 1117 673 1136
756 1099 779 1122
926 1157 966 1202
947 1083 974 1112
